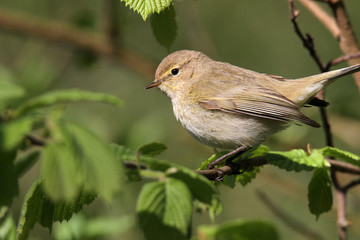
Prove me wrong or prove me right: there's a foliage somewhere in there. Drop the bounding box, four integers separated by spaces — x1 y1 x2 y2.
1 1 360 240
197 219 279 240
121 0 173 20
1 57 360 239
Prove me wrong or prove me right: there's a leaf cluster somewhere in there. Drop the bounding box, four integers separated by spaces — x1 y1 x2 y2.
0 71 124 239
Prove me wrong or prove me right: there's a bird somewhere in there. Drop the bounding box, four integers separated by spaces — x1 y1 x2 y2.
145 50 360 169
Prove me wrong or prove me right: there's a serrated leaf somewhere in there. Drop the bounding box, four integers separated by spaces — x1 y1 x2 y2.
121 0 173 20
41 120 123 202
137 178 192 240
321 146 360 168
308 168 332 219
235 167 260 186
197 219 279 240
138 142 167 157
266 149 324 172
0 115 37 151
0 150 18 207
16 180 96 240
14 89 123 116
52 190 96 222
16 180 52 240
145 158 218 205
150 5 177 49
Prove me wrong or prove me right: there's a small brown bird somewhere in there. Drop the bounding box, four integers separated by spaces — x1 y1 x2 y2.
146 50 360 168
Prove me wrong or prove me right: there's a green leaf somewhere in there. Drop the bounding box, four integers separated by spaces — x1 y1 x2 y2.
235 167 260 186
111 144 137 161
53 214 134 240
0 150 18 206
138 142 167 157
16 180 54 240
150 5 177 49
42 143 80 201
197 219 279 240
222 175 236 188
241 145 269 159
321 146 360 168
16 180 96 240
0 67 25 111
308 168 333 219
137 179 192 240
266 149 325 172
52 190 96 222
0 115 37 151
41 120 123 202
145 159 218 205
121 0 173 20
14 89 123 116
0 207 16 240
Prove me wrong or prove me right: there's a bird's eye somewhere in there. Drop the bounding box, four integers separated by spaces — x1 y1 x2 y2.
171 68 179 76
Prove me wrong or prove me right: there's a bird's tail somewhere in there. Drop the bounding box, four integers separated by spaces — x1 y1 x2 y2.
292 64 360 106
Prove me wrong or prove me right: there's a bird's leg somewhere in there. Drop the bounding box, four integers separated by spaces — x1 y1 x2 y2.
207 145 248 170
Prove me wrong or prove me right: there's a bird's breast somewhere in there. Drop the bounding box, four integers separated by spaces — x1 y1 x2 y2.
170 97 287 149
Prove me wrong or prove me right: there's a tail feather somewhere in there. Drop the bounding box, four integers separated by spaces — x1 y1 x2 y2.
293 64 360 105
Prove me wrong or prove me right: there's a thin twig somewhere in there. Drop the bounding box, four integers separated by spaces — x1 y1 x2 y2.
299 0 340 38
327 0 360 90
288 2 360 239
326 51 360 69
122 156 360 181
289 0 325 72
343 178 360 192
196 156 267 181
103 0 121 52
327 159 360 175
0 7 155 79
25 135 45 146
124 161 147 170
256 190 327 240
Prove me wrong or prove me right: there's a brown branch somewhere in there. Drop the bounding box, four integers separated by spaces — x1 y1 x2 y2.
25 135 45 146
288 2 360 238
256 190 327 240
196 156 267 181
124 161 147 170
326 51 360 69
299 0 340 38
327 0 360 90
325 1 360 238
319 104 334 146
288 0 325 72
331 170 348 240
343 178 360 192
0 7 156 80
123 156 360 181
327 159 360 175
103 0 121 52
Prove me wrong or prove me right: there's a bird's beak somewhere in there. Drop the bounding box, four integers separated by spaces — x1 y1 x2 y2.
145 80 162 89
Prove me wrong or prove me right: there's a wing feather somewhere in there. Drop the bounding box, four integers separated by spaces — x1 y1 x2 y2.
197 86 320 127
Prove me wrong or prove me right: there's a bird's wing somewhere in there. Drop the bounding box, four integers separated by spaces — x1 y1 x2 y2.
196 85 320 127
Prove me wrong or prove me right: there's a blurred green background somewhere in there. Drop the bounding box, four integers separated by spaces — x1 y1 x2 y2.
1 0 360 239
